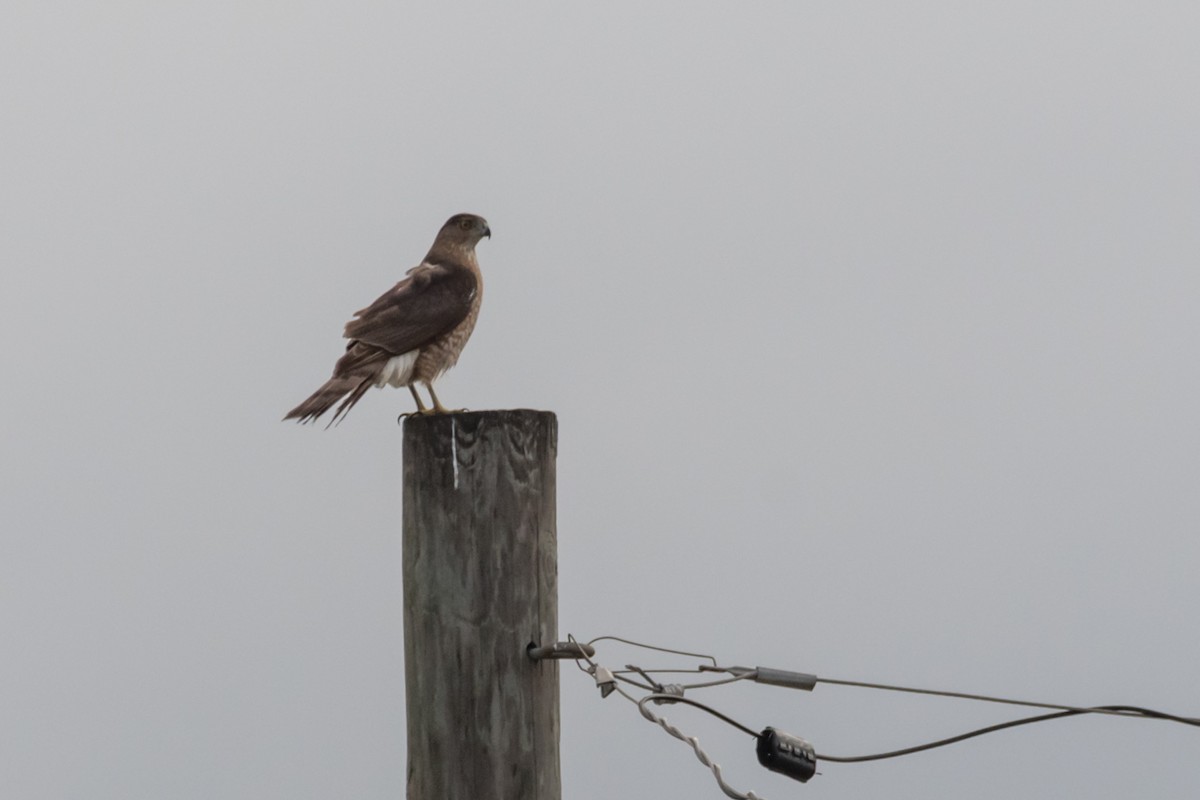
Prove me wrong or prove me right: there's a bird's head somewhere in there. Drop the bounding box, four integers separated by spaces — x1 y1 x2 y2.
439 213 491 248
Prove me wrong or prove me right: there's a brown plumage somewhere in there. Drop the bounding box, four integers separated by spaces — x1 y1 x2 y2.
284 213 490 426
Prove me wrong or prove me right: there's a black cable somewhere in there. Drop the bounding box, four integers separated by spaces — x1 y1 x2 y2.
636 687 1199 767
637 693 1200 765
818 709 1081 763
573 635 1200 769
1101 704 1200 727
818 705 1200 764
639 693 761 739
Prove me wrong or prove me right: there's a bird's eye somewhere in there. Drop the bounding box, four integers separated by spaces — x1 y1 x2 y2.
459 218 472 230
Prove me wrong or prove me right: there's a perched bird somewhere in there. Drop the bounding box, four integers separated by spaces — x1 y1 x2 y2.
284 213 490 425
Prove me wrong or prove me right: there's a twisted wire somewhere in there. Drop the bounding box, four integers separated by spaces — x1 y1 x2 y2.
618 685 764 800
569 633 1199 787
568 635 767 799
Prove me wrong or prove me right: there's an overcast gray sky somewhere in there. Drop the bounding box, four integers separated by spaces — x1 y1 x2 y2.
3 2 1199 798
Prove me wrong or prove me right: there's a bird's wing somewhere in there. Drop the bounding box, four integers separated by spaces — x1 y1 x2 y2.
343 261 477 355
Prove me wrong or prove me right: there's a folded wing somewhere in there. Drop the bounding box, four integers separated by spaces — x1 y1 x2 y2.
343 261 478 357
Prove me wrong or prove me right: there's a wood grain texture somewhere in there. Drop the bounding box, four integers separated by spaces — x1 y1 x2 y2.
402 410 559 800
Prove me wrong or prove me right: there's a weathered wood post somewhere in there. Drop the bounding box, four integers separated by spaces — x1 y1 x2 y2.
402 410 559 800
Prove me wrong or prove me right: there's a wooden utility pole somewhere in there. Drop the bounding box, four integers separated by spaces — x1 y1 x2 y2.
402 410 559 800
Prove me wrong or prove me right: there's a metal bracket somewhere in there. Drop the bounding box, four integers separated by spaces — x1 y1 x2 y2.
527 641 597 661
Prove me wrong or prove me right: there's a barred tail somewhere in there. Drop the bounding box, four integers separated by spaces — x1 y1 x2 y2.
283 374 373 426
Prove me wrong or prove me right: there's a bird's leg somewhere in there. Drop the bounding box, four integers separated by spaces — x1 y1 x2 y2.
426 383 466 415
397 384 430 423
409 384 428 413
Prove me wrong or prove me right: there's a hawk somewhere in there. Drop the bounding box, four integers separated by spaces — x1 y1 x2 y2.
284 213 490 425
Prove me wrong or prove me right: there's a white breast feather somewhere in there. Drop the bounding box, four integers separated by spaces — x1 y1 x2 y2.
376 351 418 387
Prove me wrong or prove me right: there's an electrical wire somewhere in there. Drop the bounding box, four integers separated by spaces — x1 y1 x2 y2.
620 665 756 692
586 635 718 667
635 686 1200 765
570 634 1200 781
816 704 1197 762
644 683 1200 763
815 708 1080 763
569 635 766 799
619 685 764 800
815 676 1200 723
819 709 1035 763
676 673 759 691
639 693 761 738
629 679 1200 764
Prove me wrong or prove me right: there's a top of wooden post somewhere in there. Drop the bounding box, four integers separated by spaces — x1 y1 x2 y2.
401 410 557 471
401 408 557 433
